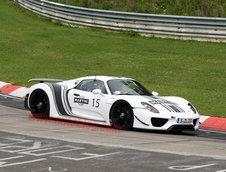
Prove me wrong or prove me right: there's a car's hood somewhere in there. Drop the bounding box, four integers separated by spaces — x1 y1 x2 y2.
123 95 195 114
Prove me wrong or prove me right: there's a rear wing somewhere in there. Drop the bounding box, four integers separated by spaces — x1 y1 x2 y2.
28 78 65 83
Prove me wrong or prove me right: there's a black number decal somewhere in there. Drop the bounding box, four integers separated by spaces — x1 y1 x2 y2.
92 99 100 108
96 99 100 108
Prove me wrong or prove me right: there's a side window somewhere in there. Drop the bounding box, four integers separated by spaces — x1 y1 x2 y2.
76 80 92 92
76 80 107 94
93 80 107 94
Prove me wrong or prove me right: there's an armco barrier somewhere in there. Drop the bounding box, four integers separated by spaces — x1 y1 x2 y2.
15 0 226 42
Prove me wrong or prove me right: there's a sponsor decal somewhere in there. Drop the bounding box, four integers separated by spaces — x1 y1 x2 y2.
144 96 175 105
74 97 89 105
144 96 184 113
148 99 174 105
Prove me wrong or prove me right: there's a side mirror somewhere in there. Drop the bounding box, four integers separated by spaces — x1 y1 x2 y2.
113 91 121 95
152 91 159 96
92 89 102 95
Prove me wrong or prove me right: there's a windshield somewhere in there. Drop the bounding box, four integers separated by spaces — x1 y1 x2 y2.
107 79 151 95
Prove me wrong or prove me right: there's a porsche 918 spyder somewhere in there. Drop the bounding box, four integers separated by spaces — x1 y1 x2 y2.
25 76 200 131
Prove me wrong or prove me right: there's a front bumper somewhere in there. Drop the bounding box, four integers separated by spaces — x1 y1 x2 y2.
132 108 200 131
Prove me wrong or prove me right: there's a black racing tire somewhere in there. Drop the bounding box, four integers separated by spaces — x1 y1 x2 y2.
110 101 134 130
29 89 50 119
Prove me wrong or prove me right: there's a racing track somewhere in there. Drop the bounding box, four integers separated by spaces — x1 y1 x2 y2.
0 94 226 171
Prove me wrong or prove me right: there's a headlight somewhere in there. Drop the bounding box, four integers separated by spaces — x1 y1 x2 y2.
141 102 159 113
188 103 197 114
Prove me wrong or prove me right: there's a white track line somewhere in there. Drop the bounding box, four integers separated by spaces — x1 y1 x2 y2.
0 156 24 161
0 128 226 160
0 158 46 168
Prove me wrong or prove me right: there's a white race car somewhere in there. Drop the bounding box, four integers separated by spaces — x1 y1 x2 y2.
25 76 200 131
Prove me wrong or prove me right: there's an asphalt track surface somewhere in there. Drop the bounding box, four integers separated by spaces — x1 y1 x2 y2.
0 93 226 172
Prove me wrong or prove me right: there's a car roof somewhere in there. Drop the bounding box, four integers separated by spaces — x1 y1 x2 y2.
74 76 133 82
59 76 135 88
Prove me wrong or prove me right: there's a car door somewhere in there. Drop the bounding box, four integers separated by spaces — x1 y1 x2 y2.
67 79 110 123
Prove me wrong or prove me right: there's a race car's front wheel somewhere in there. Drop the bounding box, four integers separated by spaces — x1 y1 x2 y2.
110 101 134 130
29 89 50 119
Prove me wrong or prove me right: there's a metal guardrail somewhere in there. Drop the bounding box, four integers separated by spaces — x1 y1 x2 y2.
15 0 226 42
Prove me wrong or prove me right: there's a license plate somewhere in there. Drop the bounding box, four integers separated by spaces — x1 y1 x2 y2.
177 118 193 124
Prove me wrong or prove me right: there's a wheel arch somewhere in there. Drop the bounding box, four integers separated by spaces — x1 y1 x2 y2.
28 83 58 117
28 88 50 118
109 99 133 120
109 99 134 130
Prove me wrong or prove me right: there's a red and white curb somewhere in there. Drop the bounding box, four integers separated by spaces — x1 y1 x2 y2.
0 81 225 132
0 81 29 98
199 117 226 132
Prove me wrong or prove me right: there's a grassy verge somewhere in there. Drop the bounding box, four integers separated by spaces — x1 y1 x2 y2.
0 0 225 117
49 0 226 17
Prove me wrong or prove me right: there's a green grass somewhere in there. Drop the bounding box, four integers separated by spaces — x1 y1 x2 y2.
50 0 226 17
0 0 225 117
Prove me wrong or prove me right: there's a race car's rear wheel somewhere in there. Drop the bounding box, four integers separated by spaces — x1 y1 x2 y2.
110 101 134 130
29 89 50 119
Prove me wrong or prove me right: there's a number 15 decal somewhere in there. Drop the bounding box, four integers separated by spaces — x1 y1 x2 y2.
92 99 100 108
